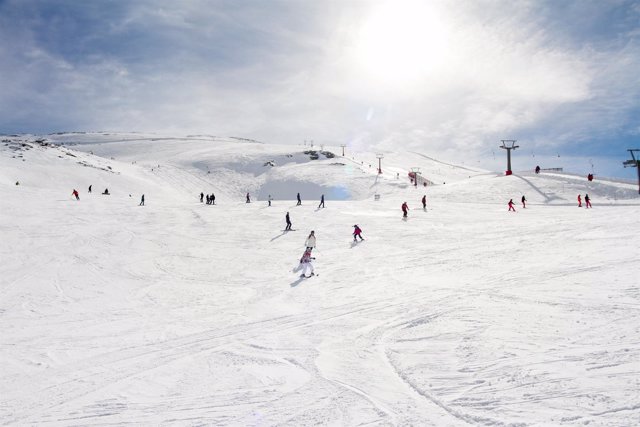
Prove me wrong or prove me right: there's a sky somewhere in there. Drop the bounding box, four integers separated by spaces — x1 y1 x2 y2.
1 0 639 178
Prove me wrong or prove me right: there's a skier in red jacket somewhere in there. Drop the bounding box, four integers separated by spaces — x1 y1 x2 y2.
353 225 364 242
508 199 516 212
72 189 79 200
402 202 409 218
421 195 427 210
577 194 582 207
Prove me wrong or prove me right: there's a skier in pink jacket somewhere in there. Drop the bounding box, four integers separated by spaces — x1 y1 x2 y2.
298 249 315 278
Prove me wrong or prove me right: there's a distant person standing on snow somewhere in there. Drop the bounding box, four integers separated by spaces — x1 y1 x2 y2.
521 195 526 208
318 194 325 208
305 231 316 251
200 192 204 203
577 194 582 207
211 193 215 205
139 194 145 206
421 195 426 210
246 193 251 203
296 192 301 206
88 185 92 193
298 249 315 278
402 202 409 218
206 194 210 204
353 225 364 242
285 212 292 231
508 199 516 212
585 194 592 208
72 189 79 200
268 194 272 207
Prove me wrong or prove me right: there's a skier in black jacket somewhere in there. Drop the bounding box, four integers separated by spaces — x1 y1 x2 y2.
285 212 292 231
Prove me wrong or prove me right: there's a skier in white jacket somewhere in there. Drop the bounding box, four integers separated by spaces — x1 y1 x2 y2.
305 231 316 251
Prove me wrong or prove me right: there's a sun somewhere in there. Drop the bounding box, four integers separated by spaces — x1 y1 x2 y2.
354 1 449 86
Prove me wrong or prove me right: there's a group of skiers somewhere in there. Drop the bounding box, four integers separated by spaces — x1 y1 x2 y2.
73 181 598 281
399 195 429 218
216 192 328 209
577 194 592 208
508 196 527 211
507 195 528 211
295 226 365 278
82 185 110 195
72 187 143 204
509 194 593 211
200 192 216 205
208 191 326 208
296 231 317 278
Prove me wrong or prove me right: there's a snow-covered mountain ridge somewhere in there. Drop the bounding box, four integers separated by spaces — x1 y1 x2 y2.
1 132 639 425
3 132 638 204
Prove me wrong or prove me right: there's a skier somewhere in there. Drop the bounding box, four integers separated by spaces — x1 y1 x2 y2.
298 248 315 278
521 195 526 208
401 202 409 218
246 193 251 203
296 192 301 206
353 225 364 242
585 193 592 208
200 192 204 203
268 194 272 207
508 199 516 212
102 188 109 195
318 194 325 208
535 165 540 174
88 185 92 193
577 194 582 207
206 194 210 204
211 193 215 205
421 195 426 210
72 189 79 200
139 194 145 206
285 212 292 231
305 231 316 251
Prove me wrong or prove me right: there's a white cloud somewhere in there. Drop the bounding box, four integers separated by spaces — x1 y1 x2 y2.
0 0 638 177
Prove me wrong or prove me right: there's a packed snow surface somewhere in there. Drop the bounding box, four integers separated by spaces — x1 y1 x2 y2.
1 133 639 426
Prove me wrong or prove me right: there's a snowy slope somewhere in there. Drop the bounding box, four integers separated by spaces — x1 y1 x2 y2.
1 133 639 426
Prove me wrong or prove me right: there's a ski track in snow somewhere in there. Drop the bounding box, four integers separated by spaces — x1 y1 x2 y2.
1 134 639 426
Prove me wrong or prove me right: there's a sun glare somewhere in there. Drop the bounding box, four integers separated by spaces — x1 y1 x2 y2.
355 1 449 87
